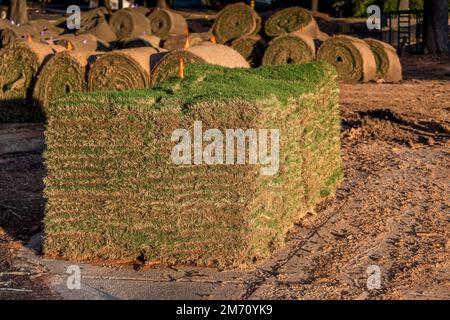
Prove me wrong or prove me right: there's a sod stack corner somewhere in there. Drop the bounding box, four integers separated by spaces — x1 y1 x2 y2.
43 62 342 267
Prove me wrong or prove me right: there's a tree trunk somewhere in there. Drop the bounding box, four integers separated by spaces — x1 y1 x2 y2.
311 0 319 12
423 0 449 54
156 0 169 9
398 0 410 10
9 0 28 25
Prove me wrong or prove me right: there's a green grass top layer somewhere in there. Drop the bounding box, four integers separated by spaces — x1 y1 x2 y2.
49 62 336 112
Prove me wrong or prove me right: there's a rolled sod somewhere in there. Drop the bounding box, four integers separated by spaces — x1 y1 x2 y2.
32 50 98 110
55 34 110 51
262 32 315 66
147 9 188 40
43 62 342 267
212 3 261 44
0 41 58 121
264 7 319 38
317 35 376 83
76 16 117 43
151 43 250 85
80 7 109 26
364 38 402 82
117 34 161 49
231 36 267 67
162 32 210 50
109 9 151 40
88 47 163 92
0 24 37 48
28 19 64 35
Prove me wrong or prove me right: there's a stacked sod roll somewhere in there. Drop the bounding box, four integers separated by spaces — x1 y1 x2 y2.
0 40 61 121
76 16 117 42
364 38 402 82
43 62 342 267
262 31 316 65
147 9 188 40
317 35 376 83
212 3 261 44
264 7 319 38
88 47 164 91
109 8 151 40
151 43 250 85
33 50 99 110
231 36 267 67
54 34 110 52
118 34 161 49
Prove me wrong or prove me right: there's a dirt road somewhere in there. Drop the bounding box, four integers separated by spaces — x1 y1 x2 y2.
0 56 448 300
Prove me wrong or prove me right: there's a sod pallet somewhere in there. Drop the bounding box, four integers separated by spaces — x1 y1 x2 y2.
43 62 342 267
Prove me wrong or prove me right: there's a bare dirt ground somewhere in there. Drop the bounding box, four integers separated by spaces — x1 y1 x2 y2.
0 55 449 300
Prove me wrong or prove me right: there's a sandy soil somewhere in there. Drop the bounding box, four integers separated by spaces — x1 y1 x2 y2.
0 55 448 300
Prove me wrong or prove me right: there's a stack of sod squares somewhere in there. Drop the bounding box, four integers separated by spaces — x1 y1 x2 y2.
44 62 342 267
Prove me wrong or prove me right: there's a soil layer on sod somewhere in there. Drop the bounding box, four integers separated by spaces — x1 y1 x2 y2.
44 63 342 267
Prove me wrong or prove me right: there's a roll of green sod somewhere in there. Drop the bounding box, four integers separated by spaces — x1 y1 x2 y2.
212 3 261 44
231 36 267 67
262 32 315 66
364 38 402 82
33 50 97 110
109 9 151 40
118 34 161 49
88 47 163 92
55 34 110 51
147 9 188 40
317 35 376 83
43 62 342 267
264 7 319 38
0 41 57 121
76 16 117 43
151 43 250 85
